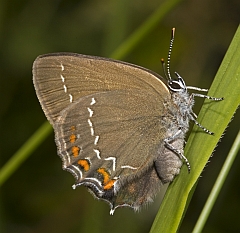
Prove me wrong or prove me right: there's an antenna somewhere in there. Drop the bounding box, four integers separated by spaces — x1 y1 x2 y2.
167 28 175 80
161 28 175 81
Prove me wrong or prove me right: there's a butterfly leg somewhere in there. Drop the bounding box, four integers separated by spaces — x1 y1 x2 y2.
188 92 223 135
163 130 191 173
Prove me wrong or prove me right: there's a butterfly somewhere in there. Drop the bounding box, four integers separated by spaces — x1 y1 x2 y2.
33 28 223 214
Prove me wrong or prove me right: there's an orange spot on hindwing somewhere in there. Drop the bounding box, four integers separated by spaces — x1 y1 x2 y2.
70 134 76 143
72 146 80 157
69 126 77 143
97 168 110 185
97 168 116 190
78 159 90 171
104 180 116 190
71 126 76 131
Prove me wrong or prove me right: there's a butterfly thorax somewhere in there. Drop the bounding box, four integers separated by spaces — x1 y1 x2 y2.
171 90 194 134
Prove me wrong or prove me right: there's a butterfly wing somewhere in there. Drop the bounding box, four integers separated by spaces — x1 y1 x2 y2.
54 89 168 211
33 53 168 125
33 53 182 212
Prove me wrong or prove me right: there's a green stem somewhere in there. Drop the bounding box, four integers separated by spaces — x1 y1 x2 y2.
192 131 240 233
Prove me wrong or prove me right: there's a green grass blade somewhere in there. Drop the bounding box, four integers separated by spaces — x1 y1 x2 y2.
0 121 52 186
110 0 183 59
150 25 240 233
192 130 240 233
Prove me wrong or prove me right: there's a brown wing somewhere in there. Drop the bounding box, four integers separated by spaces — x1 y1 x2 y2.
33 53 169 125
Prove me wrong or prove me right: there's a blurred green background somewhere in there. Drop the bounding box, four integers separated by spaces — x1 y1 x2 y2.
0 0 239 232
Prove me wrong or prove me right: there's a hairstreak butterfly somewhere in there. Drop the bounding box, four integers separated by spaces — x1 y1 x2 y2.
32 28 223 214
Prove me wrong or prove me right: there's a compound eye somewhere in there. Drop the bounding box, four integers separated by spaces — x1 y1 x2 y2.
169 80 181 90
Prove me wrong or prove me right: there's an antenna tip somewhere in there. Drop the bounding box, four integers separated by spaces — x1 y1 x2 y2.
171 28 175 38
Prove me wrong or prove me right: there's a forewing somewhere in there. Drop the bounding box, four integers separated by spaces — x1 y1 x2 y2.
33 53 168 125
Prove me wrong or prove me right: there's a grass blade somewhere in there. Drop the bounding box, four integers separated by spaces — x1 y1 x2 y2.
150 25 240 233
192 131 240 233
